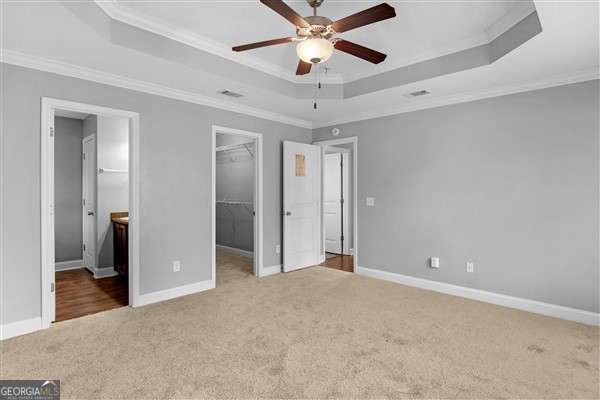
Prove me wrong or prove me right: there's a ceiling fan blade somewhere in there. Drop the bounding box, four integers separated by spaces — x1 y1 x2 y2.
260 0 311 28
331 3 396 33
334 39 387 64
296 60 312 75
232 37 295 52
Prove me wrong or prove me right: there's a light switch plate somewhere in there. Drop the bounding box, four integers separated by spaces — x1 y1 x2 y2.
466 262 474 273
366 197 375 207
173 261 181 272
430 257 440 269
275 244 281 254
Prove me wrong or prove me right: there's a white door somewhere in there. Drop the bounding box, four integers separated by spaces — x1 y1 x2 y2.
82 135 96 271
283 141 321 272
324 153 343 254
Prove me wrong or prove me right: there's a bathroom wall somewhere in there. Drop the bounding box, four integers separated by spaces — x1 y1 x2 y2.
96 116 129 269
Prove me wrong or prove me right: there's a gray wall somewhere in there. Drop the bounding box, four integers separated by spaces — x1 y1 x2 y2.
216 134 254 252
83 114 97 138
313 80 600 313
96 115 129 269
1 63 311 325
54 117 83 262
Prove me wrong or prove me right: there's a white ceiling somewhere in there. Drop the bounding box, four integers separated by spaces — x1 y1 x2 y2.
115 0 529 82
1 0 598 128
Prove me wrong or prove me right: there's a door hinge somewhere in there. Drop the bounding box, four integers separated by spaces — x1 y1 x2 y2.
49 127 54 137
341 235 344 241
83 244 86 251
83 153 86 160
340 198 344 204
50 282 55 292
82 198 86 206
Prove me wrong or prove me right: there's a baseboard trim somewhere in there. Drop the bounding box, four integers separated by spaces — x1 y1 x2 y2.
55 259 83 271
216 244 253 257
356 266 600 326
93 267 118 279
137 279 214 307
0 317 43 341
261 264 281 277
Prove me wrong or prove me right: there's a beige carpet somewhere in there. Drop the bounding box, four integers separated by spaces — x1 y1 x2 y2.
1 249 598 399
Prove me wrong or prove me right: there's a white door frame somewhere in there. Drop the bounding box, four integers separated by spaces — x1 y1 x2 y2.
41 97 140 329
212 125 263 280
313 137 359 269
324 147 351 255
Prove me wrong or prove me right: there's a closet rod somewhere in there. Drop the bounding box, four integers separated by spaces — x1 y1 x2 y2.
216 142 254 158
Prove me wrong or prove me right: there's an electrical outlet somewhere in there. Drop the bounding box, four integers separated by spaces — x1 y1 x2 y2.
466 262 474 273
173 261 181 272
275 244 281 254
366 197 375 207
430 257 440 269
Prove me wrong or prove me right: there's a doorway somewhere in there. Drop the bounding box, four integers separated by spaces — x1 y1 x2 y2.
322 146 353 272
314 137 358 273
41 98 140 328
212 126 263 286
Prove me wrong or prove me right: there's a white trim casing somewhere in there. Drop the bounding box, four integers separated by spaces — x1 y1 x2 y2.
55 259 83 271
2 49 312 129
137 280 214 307
356 266 600 326
0 318 43 341
41 98 141 332
313 137 359 269
212 125 264 282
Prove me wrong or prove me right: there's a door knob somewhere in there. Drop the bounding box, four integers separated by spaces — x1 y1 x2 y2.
285 211 292 216
88 211 94 216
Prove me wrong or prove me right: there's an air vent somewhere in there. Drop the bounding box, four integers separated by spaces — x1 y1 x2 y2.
218 90 244 98
405 90 430 98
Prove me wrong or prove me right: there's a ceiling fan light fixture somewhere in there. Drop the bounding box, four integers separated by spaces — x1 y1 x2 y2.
296 38 333 64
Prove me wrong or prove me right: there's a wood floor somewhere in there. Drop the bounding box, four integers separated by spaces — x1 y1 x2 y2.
55 268 128 322
320 253 354 272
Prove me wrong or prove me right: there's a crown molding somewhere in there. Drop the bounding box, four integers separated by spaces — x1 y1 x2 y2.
313 68 600 128
0 49 313 129
93 0 533 86
94 0 343 85
486 1 537 42
342 5 537 83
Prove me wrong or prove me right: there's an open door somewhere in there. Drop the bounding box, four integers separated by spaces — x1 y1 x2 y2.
283 141 321 272
82 135 96 273
324 152 343 254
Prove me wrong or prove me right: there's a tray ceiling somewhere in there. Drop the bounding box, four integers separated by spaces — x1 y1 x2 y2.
113 0 533 82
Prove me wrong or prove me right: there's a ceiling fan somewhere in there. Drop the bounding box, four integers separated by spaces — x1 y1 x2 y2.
232 0 396 75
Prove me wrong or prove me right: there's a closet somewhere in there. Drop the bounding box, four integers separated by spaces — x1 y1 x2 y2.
215 133 255 262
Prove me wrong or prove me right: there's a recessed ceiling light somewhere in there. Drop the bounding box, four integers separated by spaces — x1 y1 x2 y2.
405 90 430 98
218 90 244 98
